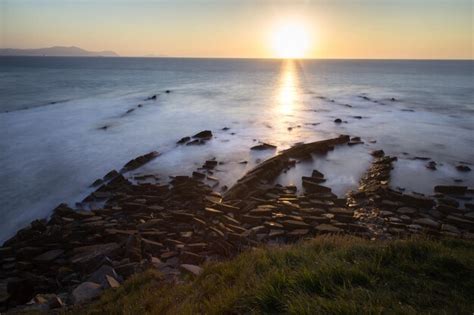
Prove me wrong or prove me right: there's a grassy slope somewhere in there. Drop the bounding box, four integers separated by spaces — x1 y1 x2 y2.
75 236 474 315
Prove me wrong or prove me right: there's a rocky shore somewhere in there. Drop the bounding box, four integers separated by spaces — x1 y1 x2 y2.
0 133 473 313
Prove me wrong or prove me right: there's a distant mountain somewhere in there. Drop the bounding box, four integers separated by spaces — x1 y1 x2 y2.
0 46 119 57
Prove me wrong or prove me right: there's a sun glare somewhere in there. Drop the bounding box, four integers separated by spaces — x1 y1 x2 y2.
272 22 310 59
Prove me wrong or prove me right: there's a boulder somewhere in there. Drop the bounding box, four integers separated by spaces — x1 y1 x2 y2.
71 282 102 304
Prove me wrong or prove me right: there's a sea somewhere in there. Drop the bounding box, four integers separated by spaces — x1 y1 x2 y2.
0 57 473 243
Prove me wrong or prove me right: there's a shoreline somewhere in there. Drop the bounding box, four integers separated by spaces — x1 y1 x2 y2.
0 132 473 312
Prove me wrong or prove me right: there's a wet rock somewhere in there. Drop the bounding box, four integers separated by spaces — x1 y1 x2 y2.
456 165 471 172
192 171 206 179
122 151 160 171
370 150 385 157
91 178 104 187
103 169 119 181
251 143 277 150
177 136 191 144
434 185 467 195
302 181 332 193
204 160 218 169
426 161 437 170
192 130 213 140
311 169 325 179
71 282 102 304
186 139 205 145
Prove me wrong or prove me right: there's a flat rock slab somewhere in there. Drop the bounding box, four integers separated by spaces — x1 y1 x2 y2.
315 224 343 234
33 249 64 262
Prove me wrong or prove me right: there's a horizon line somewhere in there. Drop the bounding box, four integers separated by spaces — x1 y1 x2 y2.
1 55 472 61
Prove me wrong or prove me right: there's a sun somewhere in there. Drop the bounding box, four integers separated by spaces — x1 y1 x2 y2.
271 21 310 59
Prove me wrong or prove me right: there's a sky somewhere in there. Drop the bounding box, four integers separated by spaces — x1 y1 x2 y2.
0 0 472 59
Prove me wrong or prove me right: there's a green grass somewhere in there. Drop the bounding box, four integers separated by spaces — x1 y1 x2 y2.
74 236 474 315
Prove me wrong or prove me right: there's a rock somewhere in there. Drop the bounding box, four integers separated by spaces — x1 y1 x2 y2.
115 263 139 278
396 207 417 215
311 169 325 178
186 139 205 145
90 178 104 187
434 185 467 195
334 118 342 123
33 249 64 262
192 171 206 179
7 277 35 305
87 265 121 288
315 224 343 234
204 160 218 169
71 282 102 304
441 224 460 234
400 194 435 209
31 293 64 309
177 136 191 144
180 264 203 276
180 251 205 264
122 151 160 171
426 161 437 170
251 143 277 150
281 220 310 230
302 176 325 185
105 275 121 288
204 207 224 216
125 235 142 262
192 130 213 139
456 165 471 172
302 181 332 193
70 243 120 272
371 150 385 157
413 218 440 229
445 215 474 229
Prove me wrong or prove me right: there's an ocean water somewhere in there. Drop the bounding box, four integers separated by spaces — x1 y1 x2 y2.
0 57 473 243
